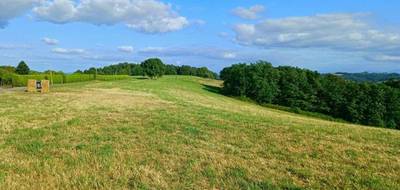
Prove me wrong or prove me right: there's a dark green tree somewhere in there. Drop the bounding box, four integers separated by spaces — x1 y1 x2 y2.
141 58 165 79
15 61 30 75
74 70 84 74
165 65 178 75
131 64 144 76
220 63 248 96
219 61 400 129
81 62 216 79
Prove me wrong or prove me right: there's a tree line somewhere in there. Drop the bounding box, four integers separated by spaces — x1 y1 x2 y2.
220 61 400 129
78 58 218 79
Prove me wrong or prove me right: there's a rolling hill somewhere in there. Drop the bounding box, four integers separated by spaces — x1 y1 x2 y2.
0 76 399 189
334 72 400 82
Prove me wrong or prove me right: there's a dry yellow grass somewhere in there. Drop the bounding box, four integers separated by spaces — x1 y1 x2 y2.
0 76 399 189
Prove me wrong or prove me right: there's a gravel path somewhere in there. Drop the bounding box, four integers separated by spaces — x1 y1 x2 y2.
0 87 26 93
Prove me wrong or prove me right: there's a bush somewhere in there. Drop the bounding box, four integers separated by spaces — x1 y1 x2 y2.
10 74 65 86
0 69 14 87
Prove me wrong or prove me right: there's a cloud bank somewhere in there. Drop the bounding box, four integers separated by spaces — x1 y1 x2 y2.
42 37 59 45
33 0 189 33
0 0 42 28
0 0 188 33
118 46 134 53
233 13 400 62
52 47 86 55
234 13 400 51
139 47 237 60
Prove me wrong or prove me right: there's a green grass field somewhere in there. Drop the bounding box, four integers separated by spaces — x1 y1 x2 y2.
0 76 399 189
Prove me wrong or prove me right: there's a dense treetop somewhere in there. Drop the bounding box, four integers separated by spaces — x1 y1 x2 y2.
15 61 30 75
80 59 217 79
141 58 165 79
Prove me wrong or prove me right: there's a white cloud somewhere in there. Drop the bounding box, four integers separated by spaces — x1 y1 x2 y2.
192 19 206 25
42 37 59 45
366 54 400 62
118 46 134 53
0 0 42 28
222 52 237 59
81 54 128 62
233 13 400 51
33 0 189 33
139 46 238 60
218 32 230 38
232 5 265 20
52 48 86 54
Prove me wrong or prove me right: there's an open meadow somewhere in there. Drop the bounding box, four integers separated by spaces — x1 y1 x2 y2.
0 76 399 189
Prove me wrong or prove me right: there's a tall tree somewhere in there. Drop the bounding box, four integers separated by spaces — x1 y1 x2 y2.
141 58 166 79
15 61 30 75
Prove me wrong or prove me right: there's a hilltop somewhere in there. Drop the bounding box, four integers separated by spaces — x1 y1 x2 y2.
0 76 399 189
334 72 400 82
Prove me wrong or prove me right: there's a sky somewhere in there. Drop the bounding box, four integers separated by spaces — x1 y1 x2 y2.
1 0 400 73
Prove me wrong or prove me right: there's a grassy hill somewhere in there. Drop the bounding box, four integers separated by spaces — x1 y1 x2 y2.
0 76 399 189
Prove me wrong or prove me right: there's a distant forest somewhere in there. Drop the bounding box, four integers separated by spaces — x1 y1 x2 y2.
334 72 400 82
77 62 218 79
221 61 400 129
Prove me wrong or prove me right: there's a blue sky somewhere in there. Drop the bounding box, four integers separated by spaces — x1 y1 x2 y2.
1 0 400 73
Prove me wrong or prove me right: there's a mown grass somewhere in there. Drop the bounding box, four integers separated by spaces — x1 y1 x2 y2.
0 76 399 189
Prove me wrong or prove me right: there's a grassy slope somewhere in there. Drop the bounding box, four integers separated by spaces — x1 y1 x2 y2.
0 76 399 189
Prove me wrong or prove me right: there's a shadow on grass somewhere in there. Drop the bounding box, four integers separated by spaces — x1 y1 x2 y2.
201 83 349 124
202 84 222 94
133 77 149 80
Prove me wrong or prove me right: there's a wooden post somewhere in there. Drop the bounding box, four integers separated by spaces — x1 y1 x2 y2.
27 80 36 92
41 80 50 93
50 71 54 86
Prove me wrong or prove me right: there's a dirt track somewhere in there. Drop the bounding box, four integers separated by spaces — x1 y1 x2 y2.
0 87 26 93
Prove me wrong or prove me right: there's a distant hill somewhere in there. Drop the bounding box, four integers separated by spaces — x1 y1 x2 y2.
333 72 400 82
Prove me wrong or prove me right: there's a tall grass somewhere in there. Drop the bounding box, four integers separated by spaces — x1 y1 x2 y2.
96 75 131 81
64 74 95 83
0 73 131 87
11 74 65 86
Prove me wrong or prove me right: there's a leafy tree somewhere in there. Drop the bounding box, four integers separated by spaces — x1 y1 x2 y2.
245 61 280 103
383 87 400 129
74 70 84 74
220 61 400 129
220 63 248 96
15 61 30 75
165 64 178 75
178 65 197 76
84 67 97 74
141 58 166 79
131 64 144 76
384 79 400 89
81 61 217 79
